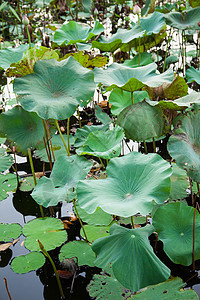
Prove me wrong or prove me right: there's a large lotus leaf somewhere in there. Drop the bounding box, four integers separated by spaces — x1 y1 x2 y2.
35 134 75 162
74 124 109 148
31 154 92 207
94 62 174 92
109 88 149 115
164 7 200 30
132 277 198 299
54 21 104 45
91 224 170 291
76 126 124 159
77 151 172 217
186 67 200 85
123 52 154 68
59 241 96 266
95 105 112 126
0 44 29 70
169 164 189 201
189 0 200 8
0 223 22 242
153 202 200 266
23 217 67 251
0 148 13 173
81 224 111 242
136 11 166 36
6 46 59 78
62 51 107 69
167 110 200 182
117 102 168 142
0 106 50 155
11 252 45 274
0 173 18 201
14 57 95 120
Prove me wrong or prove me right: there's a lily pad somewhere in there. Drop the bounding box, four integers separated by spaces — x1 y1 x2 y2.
186 67 200 85
167 110 200 182
19 176 39 192
164 7 200 30
0 173 18 201
0 148 13 173
14 57 95 120
59 241 96 266
132 277 198 299
153 202 200 266
81 224 111 242
77 151 172 217
23 217 67 251
0 44 29 70
54 21 104 45
0 223 22 242
91 224 170 291
11 252 45 274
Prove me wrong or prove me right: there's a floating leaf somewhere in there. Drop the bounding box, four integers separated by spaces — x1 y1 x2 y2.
0 173 18 201
11 252 45 273
14 57 95 120
0 223 22 242
0 148 13 173
153 202 200 266
92 224 170 291
165 7 200 30
77 151 171 217
59 241 96 267
0 44 29 70
186 67 200 85
23 217 67 251
19 176 39 192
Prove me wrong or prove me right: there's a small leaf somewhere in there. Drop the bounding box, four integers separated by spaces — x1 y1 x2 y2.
11 252 45 274
0 223 22 242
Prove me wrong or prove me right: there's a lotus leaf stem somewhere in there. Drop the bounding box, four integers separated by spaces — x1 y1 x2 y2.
13 147 20 187
131 216 135 229
138 37 141 66
55 120 70 156
99 157 105 169
45 119 55 162
163 29 171 72
189 176 194 206
37 240 65 300
3 277 12 300
193 203 197 271
43 137 53 170
152 137 156 153
143 141 148 154
67 118 70 154
73 199 89 243
26 24 32 49
28 148 44 218
77 106 82 128
131 91 134 105
42 119 53 168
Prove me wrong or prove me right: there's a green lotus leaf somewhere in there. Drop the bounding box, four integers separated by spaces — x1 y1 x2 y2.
0 138 6 144
164 7 200 30
35 134 75 162
189 0 200 8
165 55 179 69
0 173 18 201
11 252 45 274
54 21 104 45
169 164 189 201
77 151 172 217
135 11 166 36
0 106 50 155
14 57 96 120
167 110 200 182
6 46 59 78
186 67 200 85
81 224 111 242
23 217 67 251
0 148 13 173
19 176 39 192
0 44 29 70
123 52 154 68
109 88 149 115
94 63 174 92
74 124 109 148
91 224 170 291
95 105 112 125
117 102 168 142
31 155 92 207
62 51 107 69
153 202 200 265
132 277 198 299
59 241 96 266
0 223 22 242
76 126 124 159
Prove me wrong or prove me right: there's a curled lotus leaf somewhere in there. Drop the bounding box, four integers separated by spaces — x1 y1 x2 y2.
77 151 172 217
14 57 95 120
0 44 29 70
186 67 200 85
164 7 200 30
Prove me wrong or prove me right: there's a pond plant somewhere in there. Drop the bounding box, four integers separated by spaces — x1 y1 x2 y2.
0 0 200 299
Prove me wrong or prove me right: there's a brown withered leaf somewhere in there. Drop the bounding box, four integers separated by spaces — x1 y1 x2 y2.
0 238 19 252
57 269 73 279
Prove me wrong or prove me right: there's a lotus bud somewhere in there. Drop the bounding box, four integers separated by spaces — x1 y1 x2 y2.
22 15 29 26
13 146 15 152
133 4 141 14
37 239 44 251
152 53 157 61
94 8 98 15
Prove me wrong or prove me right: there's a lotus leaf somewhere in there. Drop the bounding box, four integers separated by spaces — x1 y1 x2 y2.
117 102 167 141
59 241 96 267
0 173 18 201
165 55 179 69
19 176 39 192
153 202 200 265
0 148 13 173
164 7 200 30
0 138 6 144
132 277 198 299
123 52 154 68
14 57 95 120
31 154 92 207
167 110 200 182
62 51 107 69
186 67 200 85
0 223 22 241
189 0 200 8
0 106 52 155
91 223 170 291
11 252 45 274
54 21 104 45
23 217 67 251
109 88 149 115
6 46 59 78
0 44 29 70
76 126 124 159
135 11 166 36
169 164 189 200
81 224 111 242
94 63 174 92
95 105 112 125
77 151 171 217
